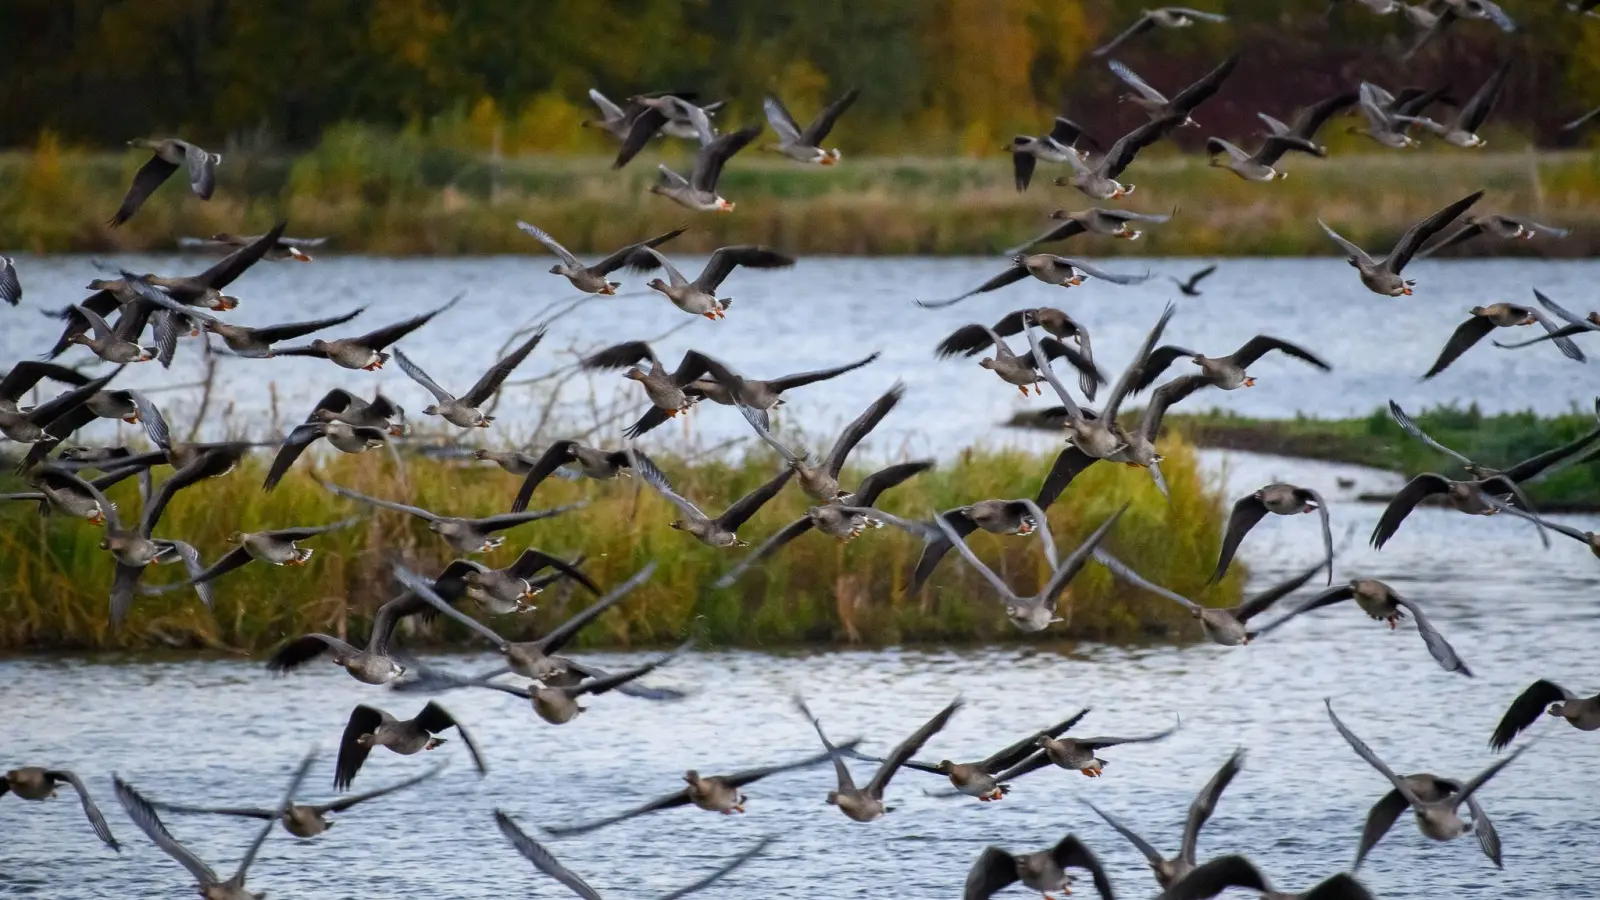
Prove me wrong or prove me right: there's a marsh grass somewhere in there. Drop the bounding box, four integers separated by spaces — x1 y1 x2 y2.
1 131 1596 256
1161 403 1600 508
0 435 1242 652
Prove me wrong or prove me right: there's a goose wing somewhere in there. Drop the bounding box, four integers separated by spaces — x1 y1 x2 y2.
1108 59 1168 104
112 776 219 885
762 93 803 143
1457 61 1510 132
1490 679 1575 750
46 769 120 850
1424 315 1497 379
353 295 461 351
691 124 762 193
320 480 440 523
392 348 456 404
494 811 604 900
865 698 964 798
716 466 796 532
1389 592 1472 676
108 155 180 227
515 221 581 268
802 88 862 146
1170 54 1240 117
461 328 544 407
915 264 1029 308
824 382 903 477
1180 747 1245 864
1369 473 1452 549
1099 114 1182 180
1387 190 1484 273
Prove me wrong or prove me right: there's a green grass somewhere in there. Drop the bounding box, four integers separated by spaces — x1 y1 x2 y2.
0 435 1242 652
2 127 1598 256
1008 402 1600 509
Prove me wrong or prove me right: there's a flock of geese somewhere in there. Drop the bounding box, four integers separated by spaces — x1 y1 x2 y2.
6 3 1600 899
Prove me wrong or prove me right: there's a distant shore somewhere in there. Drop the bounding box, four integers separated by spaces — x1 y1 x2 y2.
2 138 1596 257
1010 403 1600 511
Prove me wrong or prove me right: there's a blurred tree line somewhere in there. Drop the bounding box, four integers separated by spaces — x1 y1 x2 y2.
2 0 1596 154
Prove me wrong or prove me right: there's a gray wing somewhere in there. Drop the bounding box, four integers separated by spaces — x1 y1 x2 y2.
762 94 804 143
45 770 119 850
1038 507 1126 612
1105 302 1177 422
1323 699 1419 801
632 450 709 520
1455 744 1528 806
0 258 20 306
739 404 806 464
1092 548 1198 612
865 698 963 798
109 155 179 227
392 349 456 405
493 811 604 900
1210 493 1270 582
74 304 119 343
1168 7 1229 20
712 517 815 589
462 328 544 406
1388 191 1483 273
1079 719 1180 750
793 694 858 794
823 382 903 477
657 837 774 900
1107 60 1168 104
146 800 275 820
1091 13 1156 56
1388 400 1476 468
1354 787 1409 870
113 776 219 885
267 516 365 542
800 87 860 146
319 480 440 522
515 221 582 268
164 541 215 609
181 142 217 200
1457 62 1510 131
1389 593 1472 676
1465 796 1502 868
1025 324 1083 417
316 765 445 814
1083 800 1165 865
1052 256 1152 285
1318 219 1375 266
934 514 1019 603
1180 747 1245 864
389 564 510 650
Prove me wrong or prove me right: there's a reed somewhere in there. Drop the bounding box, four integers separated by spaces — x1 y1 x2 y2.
0 435 1242 652
1 129 1597 256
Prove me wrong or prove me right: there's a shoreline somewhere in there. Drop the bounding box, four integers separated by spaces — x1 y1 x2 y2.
3 146 1596 257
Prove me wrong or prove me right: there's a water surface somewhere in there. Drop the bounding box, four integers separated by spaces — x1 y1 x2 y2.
2 255 1595 458
6 452 1599 899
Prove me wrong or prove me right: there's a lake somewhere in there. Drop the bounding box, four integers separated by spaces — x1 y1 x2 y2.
3 255 1598 899
4 448 1599 899
1 254 1596 460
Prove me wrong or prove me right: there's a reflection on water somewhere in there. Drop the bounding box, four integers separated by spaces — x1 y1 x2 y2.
5 452 1599 899
1 255 1596 459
